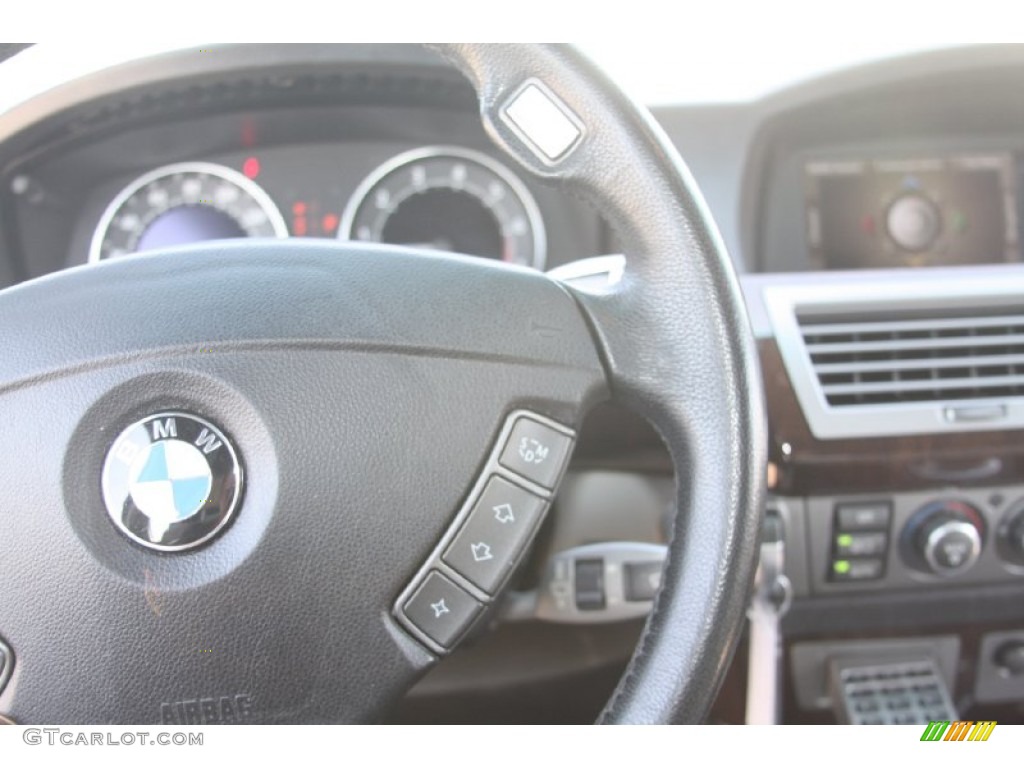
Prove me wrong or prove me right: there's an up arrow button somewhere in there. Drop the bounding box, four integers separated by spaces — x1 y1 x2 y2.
443 476 546 594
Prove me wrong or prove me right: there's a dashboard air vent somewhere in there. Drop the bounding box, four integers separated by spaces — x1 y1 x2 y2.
798 308 1024 407
762 273 1024 439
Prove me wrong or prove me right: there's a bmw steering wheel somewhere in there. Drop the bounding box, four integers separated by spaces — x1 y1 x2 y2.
0 44 766 724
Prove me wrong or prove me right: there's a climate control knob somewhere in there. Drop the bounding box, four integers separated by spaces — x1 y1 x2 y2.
996 500 1024 566
902 500 985 577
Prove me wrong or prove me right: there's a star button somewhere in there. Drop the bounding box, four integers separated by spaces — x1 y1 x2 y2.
430 599 450 619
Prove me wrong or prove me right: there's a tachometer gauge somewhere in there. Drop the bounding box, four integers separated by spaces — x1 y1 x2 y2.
89 161 288 262
339 147 546 269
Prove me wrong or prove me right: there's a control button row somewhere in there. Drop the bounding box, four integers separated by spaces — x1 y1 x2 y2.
397 411 575 651
830 501 892 582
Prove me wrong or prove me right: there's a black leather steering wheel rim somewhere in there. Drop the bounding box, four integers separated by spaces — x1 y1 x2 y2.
0 43 766 724
434 44 767 723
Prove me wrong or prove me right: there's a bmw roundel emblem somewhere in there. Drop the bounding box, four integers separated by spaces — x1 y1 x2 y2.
101 412 243 552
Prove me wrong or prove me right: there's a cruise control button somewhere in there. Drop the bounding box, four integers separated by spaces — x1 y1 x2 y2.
498 416 572 489
444 477 546 593
402 571 483 648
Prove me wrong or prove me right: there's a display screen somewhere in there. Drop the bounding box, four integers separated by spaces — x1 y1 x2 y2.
135 206 246 253
805 154 1019 269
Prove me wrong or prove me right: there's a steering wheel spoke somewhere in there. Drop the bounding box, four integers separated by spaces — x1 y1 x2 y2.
0 242 605 723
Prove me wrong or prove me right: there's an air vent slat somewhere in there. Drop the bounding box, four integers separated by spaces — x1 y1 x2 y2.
814 353 1024 375
800 314 1024 336
805 333 1024 355
822 374 1024 396
797 306 1024 408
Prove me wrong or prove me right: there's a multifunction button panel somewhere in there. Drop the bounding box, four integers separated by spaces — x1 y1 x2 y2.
394 410 574 654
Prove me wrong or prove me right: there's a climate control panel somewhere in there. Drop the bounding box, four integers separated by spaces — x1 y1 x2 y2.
798 486 1024 595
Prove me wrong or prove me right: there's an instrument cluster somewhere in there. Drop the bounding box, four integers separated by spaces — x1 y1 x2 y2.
88 145 550 270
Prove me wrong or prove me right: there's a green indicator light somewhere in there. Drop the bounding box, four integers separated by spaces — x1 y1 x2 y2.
837 534 853 548
833 560 851 575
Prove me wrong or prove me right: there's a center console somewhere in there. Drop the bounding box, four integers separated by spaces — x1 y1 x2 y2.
741 266 1024 723
804 490 1024 593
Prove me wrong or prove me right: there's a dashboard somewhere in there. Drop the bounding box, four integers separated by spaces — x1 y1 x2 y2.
3 43 1024 725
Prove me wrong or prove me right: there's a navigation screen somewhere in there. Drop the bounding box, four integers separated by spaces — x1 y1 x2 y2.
805 154 1019 269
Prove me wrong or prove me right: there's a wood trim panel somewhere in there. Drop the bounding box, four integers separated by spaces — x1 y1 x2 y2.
760 339 1024 495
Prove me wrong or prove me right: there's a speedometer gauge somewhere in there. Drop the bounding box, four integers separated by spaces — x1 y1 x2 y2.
339 147 546 269
89 161 288 262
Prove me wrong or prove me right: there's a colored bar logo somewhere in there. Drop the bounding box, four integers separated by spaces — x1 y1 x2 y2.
920 721 996 742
